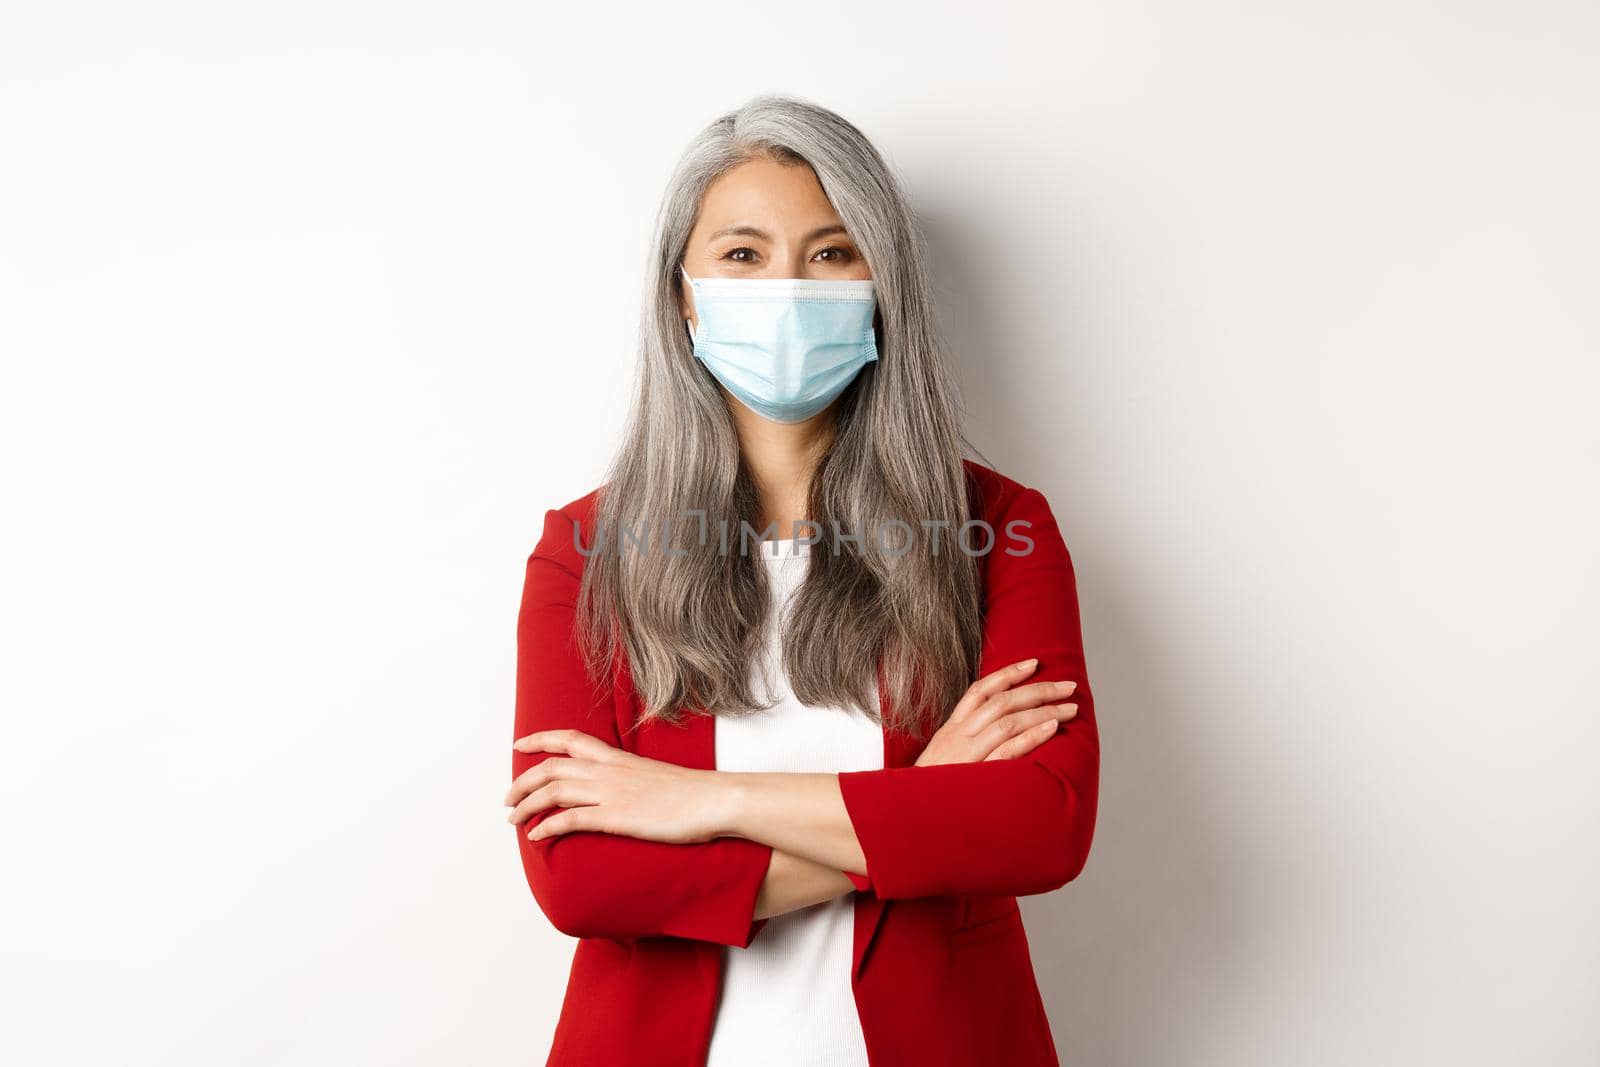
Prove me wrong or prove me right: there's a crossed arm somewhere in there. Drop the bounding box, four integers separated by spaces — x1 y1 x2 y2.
506 485 1099 944
508 751 870 915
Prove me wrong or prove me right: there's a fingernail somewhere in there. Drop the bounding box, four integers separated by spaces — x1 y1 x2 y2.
1062 703 1078 715
1019 658 1039 670
1057 680 1076 692
1040 719 1058 732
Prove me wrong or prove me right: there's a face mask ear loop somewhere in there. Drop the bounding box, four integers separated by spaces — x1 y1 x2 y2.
680 262 697 341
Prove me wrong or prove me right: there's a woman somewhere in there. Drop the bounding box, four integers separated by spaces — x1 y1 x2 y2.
504 94 1100 1067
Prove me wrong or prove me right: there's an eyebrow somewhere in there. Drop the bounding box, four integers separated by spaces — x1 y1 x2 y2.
705 223 851 243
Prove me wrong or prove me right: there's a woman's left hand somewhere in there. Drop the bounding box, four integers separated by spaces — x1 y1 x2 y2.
506 729 734 845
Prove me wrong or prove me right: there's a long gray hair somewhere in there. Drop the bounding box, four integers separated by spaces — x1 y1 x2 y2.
576 93 983 739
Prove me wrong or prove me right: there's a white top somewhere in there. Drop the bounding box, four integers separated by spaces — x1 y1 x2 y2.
704 537 884 1067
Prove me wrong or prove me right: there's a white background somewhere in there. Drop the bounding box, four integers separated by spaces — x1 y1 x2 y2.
2 3 1596 1064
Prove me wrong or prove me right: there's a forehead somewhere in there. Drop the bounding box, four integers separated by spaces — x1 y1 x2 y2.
693 155 842 236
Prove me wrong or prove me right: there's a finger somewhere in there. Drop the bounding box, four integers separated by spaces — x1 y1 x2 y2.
984 718 1058 761
512 728 603 756
966 680 1077 733
526 805 600 842
973 703 1077 756
949 659 1039 724
504 756 566 806
509 778 596 826
504 756 587 807
513 728 625 763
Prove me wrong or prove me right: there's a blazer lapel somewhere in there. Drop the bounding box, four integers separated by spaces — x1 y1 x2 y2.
852 661 927 982
621 689 727 1000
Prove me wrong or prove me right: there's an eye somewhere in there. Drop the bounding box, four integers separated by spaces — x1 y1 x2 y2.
720 247 760 263
814 245 857 264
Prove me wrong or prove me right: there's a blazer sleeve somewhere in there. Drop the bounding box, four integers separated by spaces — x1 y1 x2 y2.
835 485 1101 900
512 508 776 946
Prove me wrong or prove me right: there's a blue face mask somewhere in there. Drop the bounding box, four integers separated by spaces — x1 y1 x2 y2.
681 264 879 424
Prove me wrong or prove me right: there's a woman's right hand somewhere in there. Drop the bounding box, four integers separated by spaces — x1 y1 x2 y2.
914 659 1078 767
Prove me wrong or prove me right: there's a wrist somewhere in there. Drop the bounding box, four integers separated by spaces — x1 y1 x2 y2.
703 769 751 839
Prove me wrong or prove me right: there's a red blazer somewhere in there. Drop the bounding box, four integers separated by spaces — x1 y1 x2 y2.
511 459 1100 1066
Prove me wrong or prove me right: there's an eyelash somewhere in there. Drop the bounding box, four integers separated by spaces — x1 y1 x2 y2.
721 245 855 264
